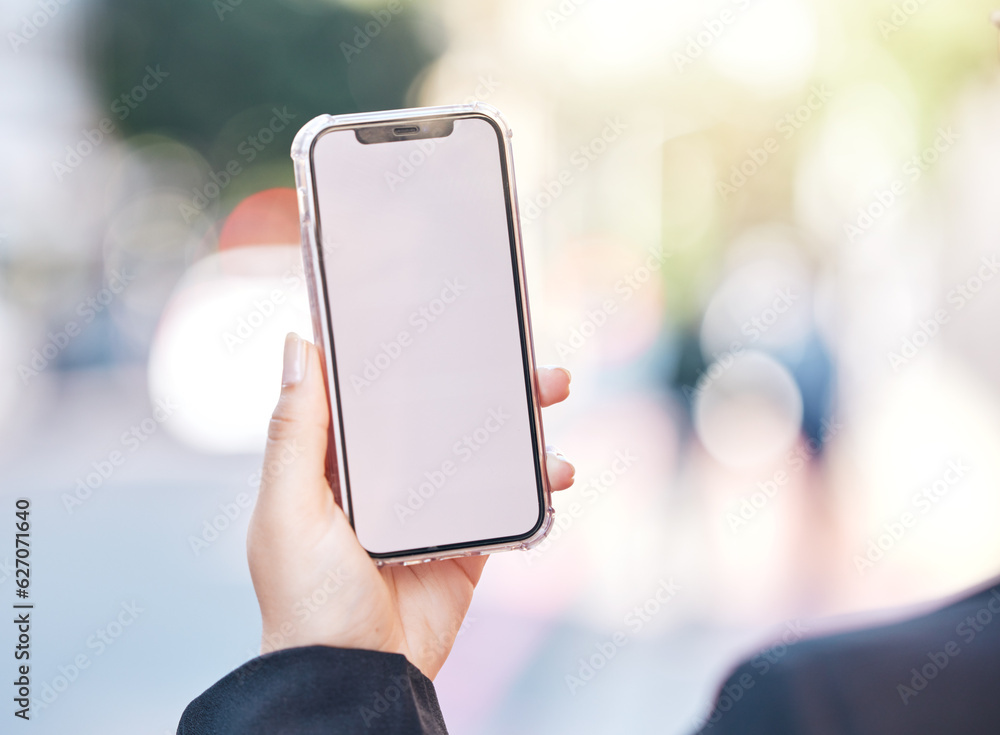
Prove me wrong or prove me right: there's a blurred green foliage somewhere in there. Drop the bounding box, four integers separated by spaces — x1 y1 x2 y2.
84 0 444 182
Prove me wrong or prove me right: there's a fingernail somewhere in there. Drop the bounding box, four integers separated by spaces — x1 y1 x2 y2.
540 365 572 384
547 444 567 461
282 333 306 386
551 454 575 481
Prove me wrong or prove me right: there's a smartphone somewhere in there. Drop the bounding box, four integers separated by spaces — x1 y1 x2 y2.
290 104 553 565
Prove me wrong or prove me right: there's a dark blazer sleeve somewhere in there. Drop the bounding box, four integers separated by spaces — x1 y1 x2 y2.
177 646 448 735
694 658 799 735
693 648 854 735
694 584 1000 735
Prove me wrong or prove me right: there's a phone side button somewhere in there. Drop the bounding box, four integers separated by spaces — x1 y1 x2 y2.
438 551 482 561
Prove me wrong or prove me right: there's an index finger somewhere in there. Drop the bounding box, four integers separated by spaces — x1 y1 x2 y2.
537 366 571 408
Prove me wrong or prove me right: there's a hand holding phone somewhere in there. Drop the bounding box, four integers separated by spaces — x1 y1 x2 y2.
292 104 555 564
247 334 574 680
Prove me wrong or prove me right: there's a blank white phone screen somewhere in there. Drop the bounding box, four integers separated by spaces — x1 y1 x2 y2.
311 116 543 555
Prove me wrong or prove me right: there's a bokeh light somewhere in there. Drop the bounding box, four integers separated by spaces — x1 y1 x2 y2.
148 246 311 453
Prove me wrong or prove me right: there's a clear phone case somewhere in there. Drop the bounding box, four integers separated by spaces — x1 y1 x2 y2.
290 103 554 566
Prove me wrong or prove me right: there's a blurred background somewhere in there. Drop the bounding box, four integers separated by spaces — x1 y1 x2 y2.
3 0 1000 731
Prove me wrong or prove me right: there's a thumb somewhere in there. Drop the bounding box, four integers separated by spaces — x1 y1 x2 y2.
256 333 333 516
